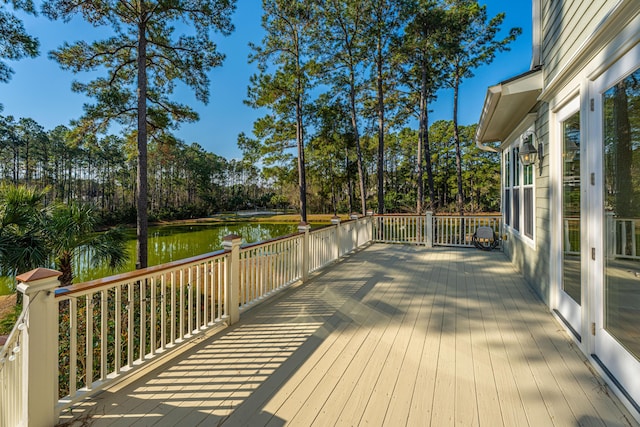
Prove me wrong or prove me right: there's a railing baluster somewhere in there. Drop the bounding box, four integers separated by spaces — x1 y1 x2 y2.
150 277 156 356
161 274 166 350
85 294 93 389
69 298 77 396
188 266 193 336
196 265 201 331
140 279 146 362
100 290 107 380
127 283 133 368
170 271 176 345
218 258 223 319
179 269 185 341
115 285 121 374
203 262 208 328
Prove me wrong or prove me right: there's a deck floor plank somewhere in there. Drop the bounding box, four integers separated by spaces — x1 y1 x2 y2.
261 277 396 424
430 250 457 427
468 271 504 427
473 257 530 427
504 272 631 426
404 249 449 427
489 265 556 426
309 276 409 426
221 268 367 426
381 256 433 426
58 245 639 427
353 253 427 426
274 281 398 425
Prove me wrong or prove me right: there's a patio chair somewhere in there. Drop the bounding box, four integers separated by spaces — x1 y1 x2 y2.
472 226 500 251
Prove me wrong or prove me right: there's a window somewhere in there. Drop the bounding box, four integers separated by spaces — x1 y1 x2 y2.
523 157 534 238
513 147 521 232
504 151 511 226
504 128 536 243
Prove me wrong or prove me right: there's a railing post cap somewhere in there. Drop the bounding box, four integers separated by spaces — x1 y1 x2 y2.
366 210 374 216
16 268 62 294
331 216 341 224
222 234 242 249
350 213 359 220
298 222 311 232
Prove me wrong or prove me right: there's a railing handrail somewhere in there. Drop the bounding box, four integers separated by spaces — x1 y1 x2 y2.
55 248 228 298
240 230 302 251
0 303 27 370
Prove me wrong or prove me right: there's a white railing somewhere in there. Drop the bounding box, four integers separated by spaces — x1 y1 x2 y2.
373 214 427 245
239 233 303 310
0 306 26 427
432 215 502 247
55 250 229 409
309 225 338 272
0 215 376 426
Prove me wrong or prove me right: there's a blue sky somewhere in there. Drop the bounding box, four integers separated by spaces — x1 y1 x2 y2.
2 1 532 160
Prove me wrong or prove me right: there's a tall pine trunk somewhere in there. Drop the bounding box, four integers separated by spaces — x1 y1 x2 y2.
376 35 385 215
136 20 148 270
346 147 353 213
296 91 307 223
349 69 367 215
417 64 427 215
452 75 464 216
424 108 436 212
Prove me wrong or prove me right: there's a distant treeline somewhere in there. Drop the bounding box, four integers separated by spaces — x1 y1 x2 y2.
0 115 499 223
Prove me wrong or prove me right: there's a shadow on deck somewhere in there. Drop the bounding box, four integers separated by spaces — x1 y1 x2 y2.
59 244 638 427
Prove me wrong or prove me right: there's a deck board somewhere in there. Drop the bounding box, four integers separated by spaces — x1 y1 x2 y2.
59 245 639 427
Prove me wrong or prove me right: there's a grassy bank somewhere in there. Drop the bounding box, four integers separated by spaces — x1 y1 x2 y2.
152 213 351 226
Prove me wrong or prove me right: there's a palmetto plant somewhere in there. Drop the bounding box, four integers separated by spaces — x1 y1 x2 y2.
0 185 129 287
0 185 48 278
44 203 129 287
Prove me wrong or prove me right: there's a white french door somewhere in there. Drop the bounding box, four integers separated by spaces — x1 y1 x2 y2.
591 43 640 407
555 97 584 337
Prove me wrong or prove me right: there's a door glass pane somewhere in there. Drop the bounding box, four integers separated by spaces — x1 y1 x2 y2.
603 68 640 359
562 112 581 304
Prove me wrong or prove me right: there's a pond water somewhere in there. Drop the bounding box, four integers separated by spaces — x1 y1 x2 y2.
0 222 314 295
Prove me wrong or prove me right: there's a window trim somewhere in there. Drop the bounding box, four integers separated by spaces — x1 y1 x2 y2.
502 120 537 247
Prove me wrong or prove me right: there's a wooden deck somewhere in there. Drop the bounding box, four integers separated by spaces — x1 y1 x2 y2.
59 244 639 426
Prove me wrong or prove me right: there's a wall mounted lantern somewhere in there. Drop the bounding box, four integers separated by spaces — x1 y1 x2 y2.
519 132 544 175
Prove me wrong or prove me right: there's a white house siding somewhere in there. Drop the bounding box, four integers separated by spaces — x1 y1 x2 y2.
535 108 551 304
541 0 610 84
501 105 551 306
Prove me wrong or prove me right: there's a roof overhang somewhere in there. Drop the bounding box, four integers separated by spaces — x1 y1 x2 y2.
475 68 543 152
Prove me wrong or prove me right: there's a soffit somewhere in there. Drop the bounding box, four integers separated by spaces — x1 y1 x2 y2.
475 68 543 147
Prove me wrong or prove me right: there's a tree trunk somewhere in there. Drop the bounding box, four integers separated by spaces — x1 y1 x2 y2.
417 64 427 215
331 156 337 216
424 103 436 212
296 91 307 223
58 251 73 287
453 75 464 216
136 20 149 270
346 147 353 213
348 70 367 215
376 35 385 215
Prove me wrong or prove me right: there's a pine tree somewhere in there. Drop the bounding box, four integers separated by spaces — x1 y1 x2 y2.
43 0 236 268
